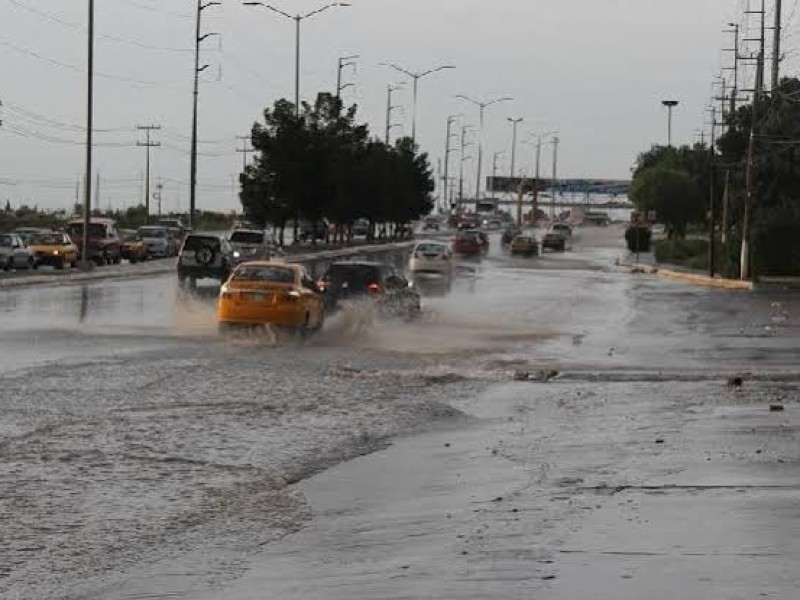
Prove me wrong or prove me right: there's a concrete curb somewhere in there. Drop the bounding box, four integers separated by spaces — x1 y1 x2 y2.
631 263 754 290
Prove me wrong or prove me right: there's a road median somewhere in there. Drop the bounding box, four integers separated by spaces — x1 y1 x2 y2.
631 263 754 290
0 238 422 291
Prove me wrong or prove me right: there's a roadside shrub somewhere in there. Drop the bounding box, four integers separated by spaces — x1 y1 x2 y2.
625 226 652 253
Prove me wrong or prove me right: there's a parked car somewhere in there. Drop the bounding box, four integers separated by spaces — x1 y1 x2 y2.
217 261 324 333
0 233 37 270
137 226 175 258
317 261 421 319
120 229 148 263
13 227 51 246
177 232 235 285
229 229 280 265
408 241 453 277
452 231 483 257
65 218 122 265
510 235 539 256
27 231 79 269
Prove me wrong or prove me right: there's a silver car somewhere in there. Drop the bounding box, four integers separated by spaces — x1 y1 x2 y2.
0 233 37 270
137 226 174 258
228 229 282 265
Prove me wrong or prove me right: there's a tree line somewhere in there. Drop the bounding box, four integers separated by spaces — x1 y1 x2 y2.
239 93 435 245
630 77 800 277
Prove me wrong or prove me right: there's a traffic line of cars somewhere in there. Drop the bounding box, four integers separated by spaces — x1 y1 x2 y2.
1 218 187 273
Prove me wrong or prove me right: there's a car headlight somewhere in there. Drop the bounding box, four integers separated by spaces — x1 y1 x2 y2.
233 251 241 258
53 250 60 256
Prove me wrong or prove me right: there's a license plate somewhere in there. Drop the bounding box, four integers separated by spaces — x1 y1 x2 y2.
252 293 266 302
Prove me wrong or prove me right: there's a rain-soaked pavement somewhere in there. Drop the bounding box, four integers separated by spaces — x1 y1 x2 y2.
1 226 799 599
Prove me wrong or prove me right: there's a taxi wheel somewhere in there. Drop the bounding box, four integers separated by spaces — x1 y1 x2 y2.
313 309 325 332
29 257 38 270
55 259 64 270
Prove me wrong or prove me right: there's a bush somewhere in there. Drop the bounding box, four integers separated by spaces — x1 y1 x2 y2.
655 238 710 271
625 226 651 253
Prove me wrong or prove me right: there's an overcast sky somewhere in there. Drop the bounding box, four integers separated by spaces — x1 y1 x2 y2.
0 0 790 213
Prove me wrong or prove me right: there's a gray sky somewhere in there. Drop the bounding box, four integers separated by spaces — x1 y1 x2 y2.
0 0 786 212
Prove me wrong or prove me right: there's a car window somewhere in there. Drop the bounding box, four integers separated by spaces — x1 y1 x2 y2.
230 231 265 245
416 243 446 254
31 234 67 245
232 265 296 283
183 236 219 251
0 235 13 247
139 228 167 238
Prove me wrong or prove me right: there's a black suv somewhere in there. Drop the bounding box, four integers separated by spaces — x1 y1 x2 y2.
177 233 234 285
318 261 421 319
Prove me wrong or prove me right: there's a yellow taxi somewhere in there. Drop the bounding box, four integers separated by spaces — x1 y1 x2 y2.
217 261 325 332
120 229 148 263
510 234 539 257
28 231 79 269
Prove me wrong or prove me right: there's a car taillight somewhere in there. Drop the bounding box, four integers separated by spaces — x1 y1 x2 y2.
285 290 301 300
317 279 328 291
368 283 381 294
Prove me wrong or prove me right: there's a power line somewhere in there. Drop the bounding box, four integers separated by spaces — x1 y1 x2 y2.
5 0 193 53
0 37 182 88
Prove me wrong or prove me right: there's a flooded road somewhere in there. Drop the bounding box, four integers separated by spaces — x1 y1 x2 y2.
1 227 799 599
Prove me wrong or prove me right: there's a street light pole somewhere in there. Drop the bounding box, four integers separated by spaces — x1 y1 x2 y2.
662 99 679 146
507 117 524 178
81 0 95 267
382 63 456 146
244 2 351 116
190 0 220 231
456 95 513 203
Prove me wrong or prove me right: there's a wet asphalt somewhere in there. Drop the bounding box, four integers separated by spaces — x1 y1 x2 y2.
1 226 798 599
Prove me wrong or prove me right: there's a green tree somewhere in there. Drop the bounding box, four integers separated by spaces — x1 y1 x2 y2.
240 92 435 245
630 164 702 238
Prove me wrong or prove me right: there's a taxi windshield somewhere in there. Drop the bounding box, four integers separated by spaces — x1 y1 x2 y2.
31 234 66 245
232 265 295 283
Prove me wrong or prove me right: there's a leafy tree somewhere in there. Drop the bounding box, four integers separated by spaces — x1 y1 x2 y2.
630 164 703 238
240 92 434 245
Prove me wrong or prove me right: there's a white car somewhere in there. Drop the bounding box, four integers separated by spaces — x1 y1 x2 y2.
408 241 453 277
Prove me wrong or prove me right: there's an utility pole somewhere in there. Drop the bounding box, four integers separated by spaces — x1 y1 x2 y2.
81 0 95 267
741 0 767 280
458 125 473 206
385 83 404 145
772 0 782 90
724 23 741 116
236 134 253 172
507 117 524 179
336 54 359 98
550 136 560 219
190 0 220 231
137 125 161 222
708 104 718 278
443 115 459 210
492 151 505 183
95 172 100 212
154 180 164 217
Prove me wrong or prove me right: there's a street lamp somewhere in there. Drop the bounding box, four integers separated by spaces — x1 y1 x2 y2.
243 2 351 115
456 94 513 202
507 117 524 179
381 62 456 145
662 99 679 146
